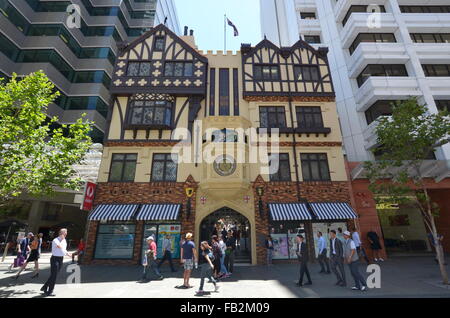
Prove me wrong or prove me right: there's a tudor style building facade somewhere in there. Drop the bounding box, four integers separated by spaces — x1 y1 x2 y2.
84 24 359 265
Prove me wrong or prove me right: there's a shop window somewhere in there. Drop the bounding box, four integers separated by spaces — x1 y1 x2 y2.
142 224 182 260
94 223 136 259
269 153 291 182
294 65 320 81
164 62 194 77
301 153 331 181
151 154 178 182
253 64 280 80
109 154 137 182
259 106 286 128
269 221 307 260
296 106 324 128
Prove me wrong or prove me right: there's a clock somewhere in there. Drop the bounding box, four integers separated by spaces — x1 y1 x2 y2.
213 155 236 176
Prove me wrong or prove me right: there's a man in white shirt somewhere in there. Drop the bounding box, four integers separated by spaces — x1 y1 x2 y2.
317 232 331 274
41 228 71 296
157 234 176 272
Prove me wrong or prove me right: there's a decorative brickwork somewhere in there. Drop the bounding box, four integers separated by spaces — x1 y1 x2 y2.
253 142 343 147
243 96 335 102
105 141 191 147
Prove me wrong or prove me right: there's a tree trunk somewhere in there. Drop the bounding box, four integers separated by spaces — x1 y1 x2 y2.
423 188 449 285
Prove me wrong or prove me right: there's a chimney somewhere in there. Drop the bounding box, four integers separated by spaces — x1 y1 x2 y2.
180 27 197 49
189 29 194 36
184 26 188 36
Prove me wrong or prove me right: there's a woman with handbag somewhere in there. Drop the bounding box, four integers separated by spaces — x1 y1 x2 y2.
14 235 41 279
196 241 219 295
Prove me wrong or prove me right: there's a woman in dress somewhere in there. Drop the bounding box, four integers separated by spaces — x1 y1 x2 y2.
367 228 383 262
196 241 219 295
14 234 41 279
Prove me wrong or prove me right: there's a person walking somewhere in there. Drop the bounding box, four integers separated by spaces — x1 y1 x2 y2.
351 228 370 264
367 229 384 262
71 238 85 265
218 235 230 278
180 233 197 288
157 234 176 272
343 231 367 291
337 228 345 242
14 234 41 279
265 235 274 266
196 241 219 295
221 226 228 241
40 229 71 297
296 234 312 287
140 236 163 282
317 231 331 274
329 230 346 287
211 235 222 278
225 230 236 274
18 232 32 259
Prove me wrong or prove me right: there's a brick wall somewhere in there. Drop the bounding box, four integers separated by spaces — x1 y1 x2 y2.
429 189 450 253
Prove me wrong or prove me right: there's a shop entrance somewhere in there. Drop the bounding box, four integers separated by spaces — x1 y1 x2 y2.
377 203 432 255
199 207 251 264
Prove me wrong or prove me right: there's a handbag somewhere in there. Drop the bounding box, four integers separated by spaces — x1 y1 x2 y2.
14 255 25 268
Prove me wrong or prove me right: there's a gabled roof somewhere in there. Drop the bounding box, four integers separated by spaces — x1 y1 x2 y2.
118 24 208 63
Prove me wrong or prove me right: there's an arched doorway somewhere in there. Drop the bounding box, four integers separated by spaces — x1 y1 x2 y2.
199 207 251 264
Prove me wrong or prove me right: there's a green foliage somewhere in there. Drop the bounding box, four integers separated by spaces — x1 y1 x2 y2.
0 71 93 204
363 97 450 215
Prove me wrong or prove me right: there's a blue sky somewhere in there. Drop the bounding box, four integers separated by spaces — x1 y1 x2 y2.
173 0 262 52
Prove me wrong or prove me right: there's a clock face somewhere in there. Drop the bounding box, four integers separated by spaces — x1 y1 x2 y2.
213 155 236 177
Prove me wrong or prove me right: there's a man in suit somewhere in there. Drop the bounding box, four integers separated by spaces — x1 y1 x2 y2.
329 230 346 287
296 234 312 287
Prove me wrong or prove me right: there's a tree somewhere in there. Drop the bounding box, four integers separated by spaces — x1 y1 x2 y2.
0 71 93 205
364 98 450 285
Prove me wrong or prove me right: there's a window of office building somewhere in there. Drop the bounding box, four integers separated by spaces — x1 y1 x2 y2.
364 100 395 125
422 65 450 77
343 5 386 26
301 153 331 181
411 33 450 43
296 106 324 128
151 154 178 182
435 100 450 112
259 106 287 128
400 6 450 13
109 154 137 182
349 33 396 55
300 12 316 19
357 65 408 87
304 35 321 44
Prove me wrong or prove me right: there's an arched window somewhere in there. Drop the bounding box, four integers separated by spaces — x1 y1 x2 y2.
127 94 174 128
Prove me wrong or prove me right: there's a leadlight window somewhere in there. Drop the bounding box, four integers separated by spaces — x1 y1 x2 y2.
128 97 173 127
164 62 193 77
154 36 165 51
109 154 137 182
294 65 320 81
269 153 291 182
151 154 178 182
254 64 280 80
301 153 331 181
127 62 151 76
259 106 286 128
211 129 238 142
296 106 324 128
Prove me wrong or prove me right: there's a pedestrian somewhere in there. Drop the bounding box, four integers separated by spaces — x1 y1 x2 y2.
265 235 274 266
329 230 346 287
196 241 219 295
367 229 383 262
40 228 71 297
140 236 163 282
317 231 331 274
221 226 228 241
180 233 197 288
337 227 345 242
218 235 230 278
18 232 33 259
211 235 222 278
14 234 41 279
343 231 367 291
296 234 312 287
224 230 236 274
157 234 176 272
71 238 85 265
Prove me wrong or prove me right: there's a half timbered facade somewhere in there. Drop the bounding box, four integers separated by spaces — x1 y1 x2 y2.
84 24 358 265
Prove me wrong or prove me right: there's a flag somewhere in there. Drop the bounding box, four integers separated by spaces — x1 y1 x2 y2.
227 18 239 37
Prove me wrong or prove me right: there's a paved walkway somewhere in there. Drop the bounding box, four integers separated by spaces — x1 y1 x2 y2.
0 252 449 298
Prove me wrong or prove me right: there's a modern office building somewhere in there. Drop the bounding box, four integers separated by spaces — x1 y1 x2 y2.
0 0 180 143
260 0 450 255
82 24 359 265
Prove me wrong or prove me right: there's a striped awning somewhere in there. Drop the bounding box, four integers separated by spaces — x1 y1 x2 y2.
88 204 139 221
268 203 313 221
310 202 358 220
135 204 181 221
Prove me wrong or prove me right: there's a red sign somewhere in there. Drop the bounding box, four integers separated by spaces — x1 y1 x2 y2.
82 182 96 211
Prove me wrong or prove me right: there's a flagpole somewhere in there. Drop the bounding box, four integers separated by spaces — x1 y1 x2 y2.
224 14 227 52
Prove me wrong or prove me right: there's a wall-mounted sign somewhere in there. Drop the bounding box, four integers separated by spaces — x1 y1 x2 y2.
81 182 96 211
